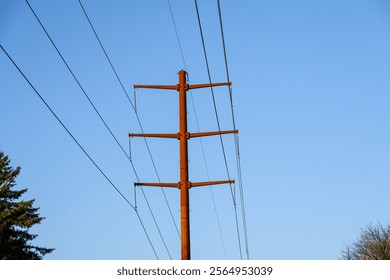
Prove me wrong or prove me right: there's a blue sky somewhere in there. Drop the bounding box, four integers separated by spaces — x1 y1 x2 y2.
1 0 389 260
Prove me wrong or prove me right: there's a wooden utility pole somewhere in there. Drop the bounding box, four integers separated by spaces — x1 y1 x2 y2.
129 70 237 260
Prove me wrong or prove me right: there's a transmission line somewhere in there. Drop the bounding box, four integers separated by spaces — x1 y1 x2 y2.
193 0 243 259
76 0 180 242
193 0 234 193
166 0 187 71
0 44 159 259
24 0 129 165
216 0 250 260
25 0 172 259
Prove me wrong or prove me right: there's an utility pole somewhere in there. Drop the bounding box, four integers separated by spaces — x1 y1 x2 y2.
129 70 237 260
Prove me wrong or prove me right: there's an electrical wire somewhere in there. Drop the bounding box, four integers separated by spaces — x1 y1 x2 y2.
166 0 228 258
76 0 180 242
216 0 250 260
193 0 243 260
0 44 159 260
25 0 172 259
193 0 234 195
24 0 130 166
76 0 175 259
166 0 187 71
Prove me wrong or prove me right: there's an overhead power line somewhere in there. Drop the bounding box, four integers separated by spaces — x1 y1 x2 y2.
193 0 243 260
76 0 175 259
76 0 180 243
193 0 234 193
24 0 130 165
166 0 187 71
216 0 250 260
25 0 172 259
0 44 159 260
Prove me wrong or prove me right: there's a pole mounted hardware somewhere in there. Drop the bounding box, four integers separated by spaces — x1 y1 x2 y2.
129 70 237 260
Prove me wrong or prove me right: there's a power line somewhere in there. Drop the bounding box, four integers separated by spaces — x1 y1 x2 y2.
193 0 233 191
193 0 243 260
166 0 187 71
76 0 174 259
166 0 228 258
216 0 250 260
24 0 129 164
76 0 132 110
24 0 172 259
0 44 159 260
76 0 180 242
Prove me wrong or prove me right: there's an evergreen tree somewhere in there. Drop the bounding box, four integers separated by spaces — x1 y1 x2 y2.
0 151 54 259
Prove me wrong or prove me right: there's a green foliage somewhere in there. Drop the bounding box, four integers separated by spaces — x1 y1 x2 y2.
0 151 54 259
341 223 390 260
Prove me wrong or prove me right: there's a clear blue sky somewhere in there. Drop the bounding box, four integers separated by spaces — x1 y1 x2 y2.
1 0 389 260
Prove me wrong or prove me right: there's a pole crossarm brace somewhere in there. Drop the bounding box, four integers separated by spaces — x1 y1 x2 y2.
190 130 237 138
135 182 178 188
134 84 177 90
129 132 178 139
134 82 231 91
134 180 234 189
129 130 238 139
190 180 235 188
188 82 231 90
